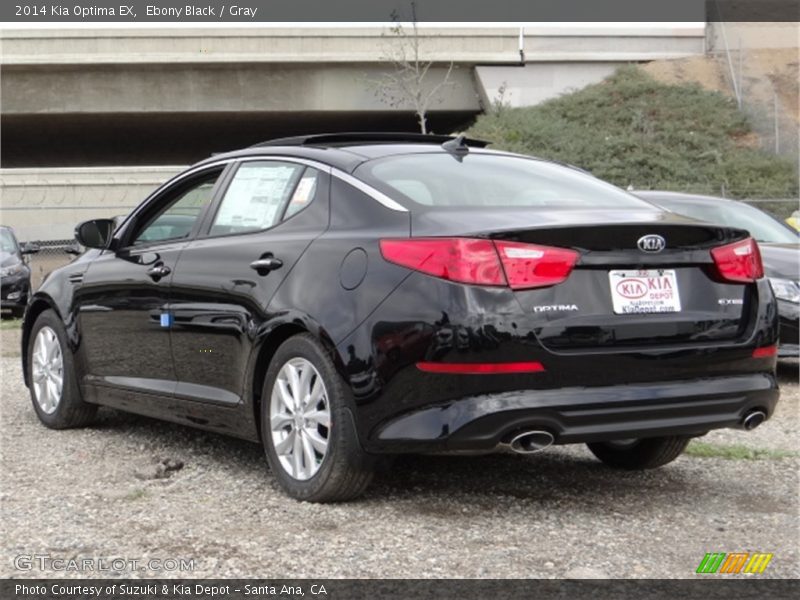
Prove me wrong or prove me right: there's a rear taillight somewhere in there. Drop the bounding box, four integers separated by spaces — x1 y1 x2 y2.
379 238 505 286
710 238 764 283
494 240 579 290
379 238 579 290
752 345 777 358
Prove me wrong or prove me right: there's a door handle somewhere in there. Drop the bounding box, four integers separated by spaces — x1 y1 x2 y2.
249 257 283 273
146 265 171 279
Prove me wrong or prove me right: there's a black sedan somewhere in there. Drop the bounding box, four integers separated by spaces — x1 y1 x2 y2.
21 133 779 501
1 226 38 318
636 191 799 358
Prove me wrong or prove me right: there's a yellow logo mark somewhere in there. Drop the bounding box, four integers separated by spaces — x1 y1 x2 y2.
743 553 774 574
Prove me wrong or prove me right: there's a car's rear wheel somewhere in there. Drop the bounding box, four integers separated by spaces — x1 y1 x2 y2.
587 436 690 469
27 309 97 428
261 334 375 502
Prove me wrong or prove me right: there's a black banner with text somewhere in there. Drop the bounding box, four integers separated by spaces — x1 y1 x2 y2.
2 0 799 23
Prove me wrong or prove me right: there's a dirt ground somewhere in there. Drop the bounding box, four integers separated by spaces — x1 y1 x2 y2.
642 21 799 159
0 324 797 579
643 48 798 122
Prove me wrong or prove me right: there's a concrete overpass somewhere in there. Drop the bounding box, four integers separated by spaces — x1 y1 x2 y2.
1 25 706 239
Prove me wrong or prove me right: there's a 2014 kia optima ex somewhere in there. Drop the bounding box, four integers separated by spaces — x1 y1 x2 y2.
22 133 779 502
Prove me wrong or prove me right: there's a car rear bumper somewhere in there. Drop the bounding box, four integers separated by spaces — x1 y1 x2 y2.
368 373 778 452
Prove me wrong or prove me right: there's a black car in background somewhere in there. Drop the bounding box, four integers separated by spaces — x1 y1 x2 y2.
636 191 799 358
0 226 38 318
21 134 779 501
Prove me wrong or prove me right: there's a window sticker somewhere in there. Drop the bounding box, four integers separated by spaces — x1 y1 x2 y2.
214 163 300 231
285 171 318 218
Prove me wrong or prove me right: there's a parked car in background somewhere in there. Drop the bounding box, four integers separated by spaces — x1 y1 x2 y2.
0 226 39 319
21 134 780 502
635 191 799 358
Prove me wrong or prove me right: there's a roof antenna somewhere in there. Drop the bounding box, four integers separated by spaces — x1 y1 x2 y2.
442 134 469 161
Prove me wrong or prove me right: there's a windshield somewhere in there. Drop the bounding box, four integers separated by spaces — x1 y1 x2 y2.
0 229 18 253
655 198 799 244
355 153 652 210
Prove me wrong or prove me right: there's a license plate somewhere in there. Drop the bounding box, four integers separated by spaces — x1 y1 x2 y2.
609 269 681 314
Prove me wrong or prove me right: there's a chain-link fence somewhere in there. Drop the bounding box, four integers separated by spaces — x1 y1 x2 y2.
27 239 78 290
706 22 799 164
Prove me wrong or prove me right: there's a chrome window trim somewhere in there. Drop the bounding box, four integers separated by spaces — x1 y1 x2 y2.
329 170 409 213
146 157 333 203
236 156 334 174
235 156 408 212
124 155 408 235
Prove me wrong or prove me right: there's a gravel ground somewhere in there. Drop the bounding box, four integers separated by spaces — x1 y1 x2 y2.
1 326 798 579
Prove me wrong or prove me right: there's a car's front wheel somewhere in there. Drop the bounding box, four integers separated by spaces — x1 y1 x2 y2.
261 334 375 502
586 436 690 470
27 309 97 428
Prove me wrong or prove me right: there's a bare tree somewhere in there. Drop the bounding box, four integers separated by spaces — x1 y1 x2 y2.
372 2 455 134
490 81 511 115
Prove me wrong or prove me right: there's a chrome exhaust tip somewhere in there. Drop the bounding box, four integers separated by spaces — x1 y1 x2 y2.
742 410 767 431
508 430 555 454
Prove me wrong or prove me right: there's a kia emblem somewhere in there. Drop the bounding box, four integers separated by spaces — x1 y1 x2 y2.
637 234 666 253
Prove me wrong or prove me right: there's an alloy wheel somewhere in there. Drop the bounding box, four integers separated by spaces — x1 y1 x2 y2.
269 358 331 480
31 326 64 415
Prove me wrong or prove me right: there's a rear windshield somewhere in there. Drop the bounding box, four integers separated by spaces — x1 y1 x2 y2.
354 153 651 210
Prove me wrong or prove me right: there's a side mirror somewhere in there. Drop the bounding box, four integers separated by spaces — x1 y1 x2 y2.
75 219 115 250
20 242 40 255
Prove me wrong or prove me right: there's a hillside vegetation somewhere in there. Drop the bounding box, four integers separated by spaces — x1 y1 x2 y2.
468 66 798 201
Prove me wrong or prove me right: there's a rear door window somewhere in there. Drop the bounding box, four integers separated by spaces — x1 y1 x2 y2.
284 168 320 219
209 161 307 236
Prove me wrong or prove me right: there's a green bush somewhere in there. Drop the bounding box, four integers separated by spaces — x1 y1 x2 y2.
468 66 798 200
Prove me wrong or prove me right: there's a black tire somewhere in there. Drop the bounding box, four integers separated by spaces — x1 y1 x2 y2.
261 334 375 502
587 436 690 470
27 309 97 429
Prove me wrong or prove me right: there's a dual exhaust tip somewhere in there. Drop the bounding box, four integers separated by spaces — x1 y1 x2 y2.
504 411 765 454
507 430 555 454
742 409 767 431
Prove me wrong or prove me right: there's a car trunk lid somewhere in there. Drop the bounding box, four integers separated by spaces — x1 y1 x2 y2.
410 207 755 351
